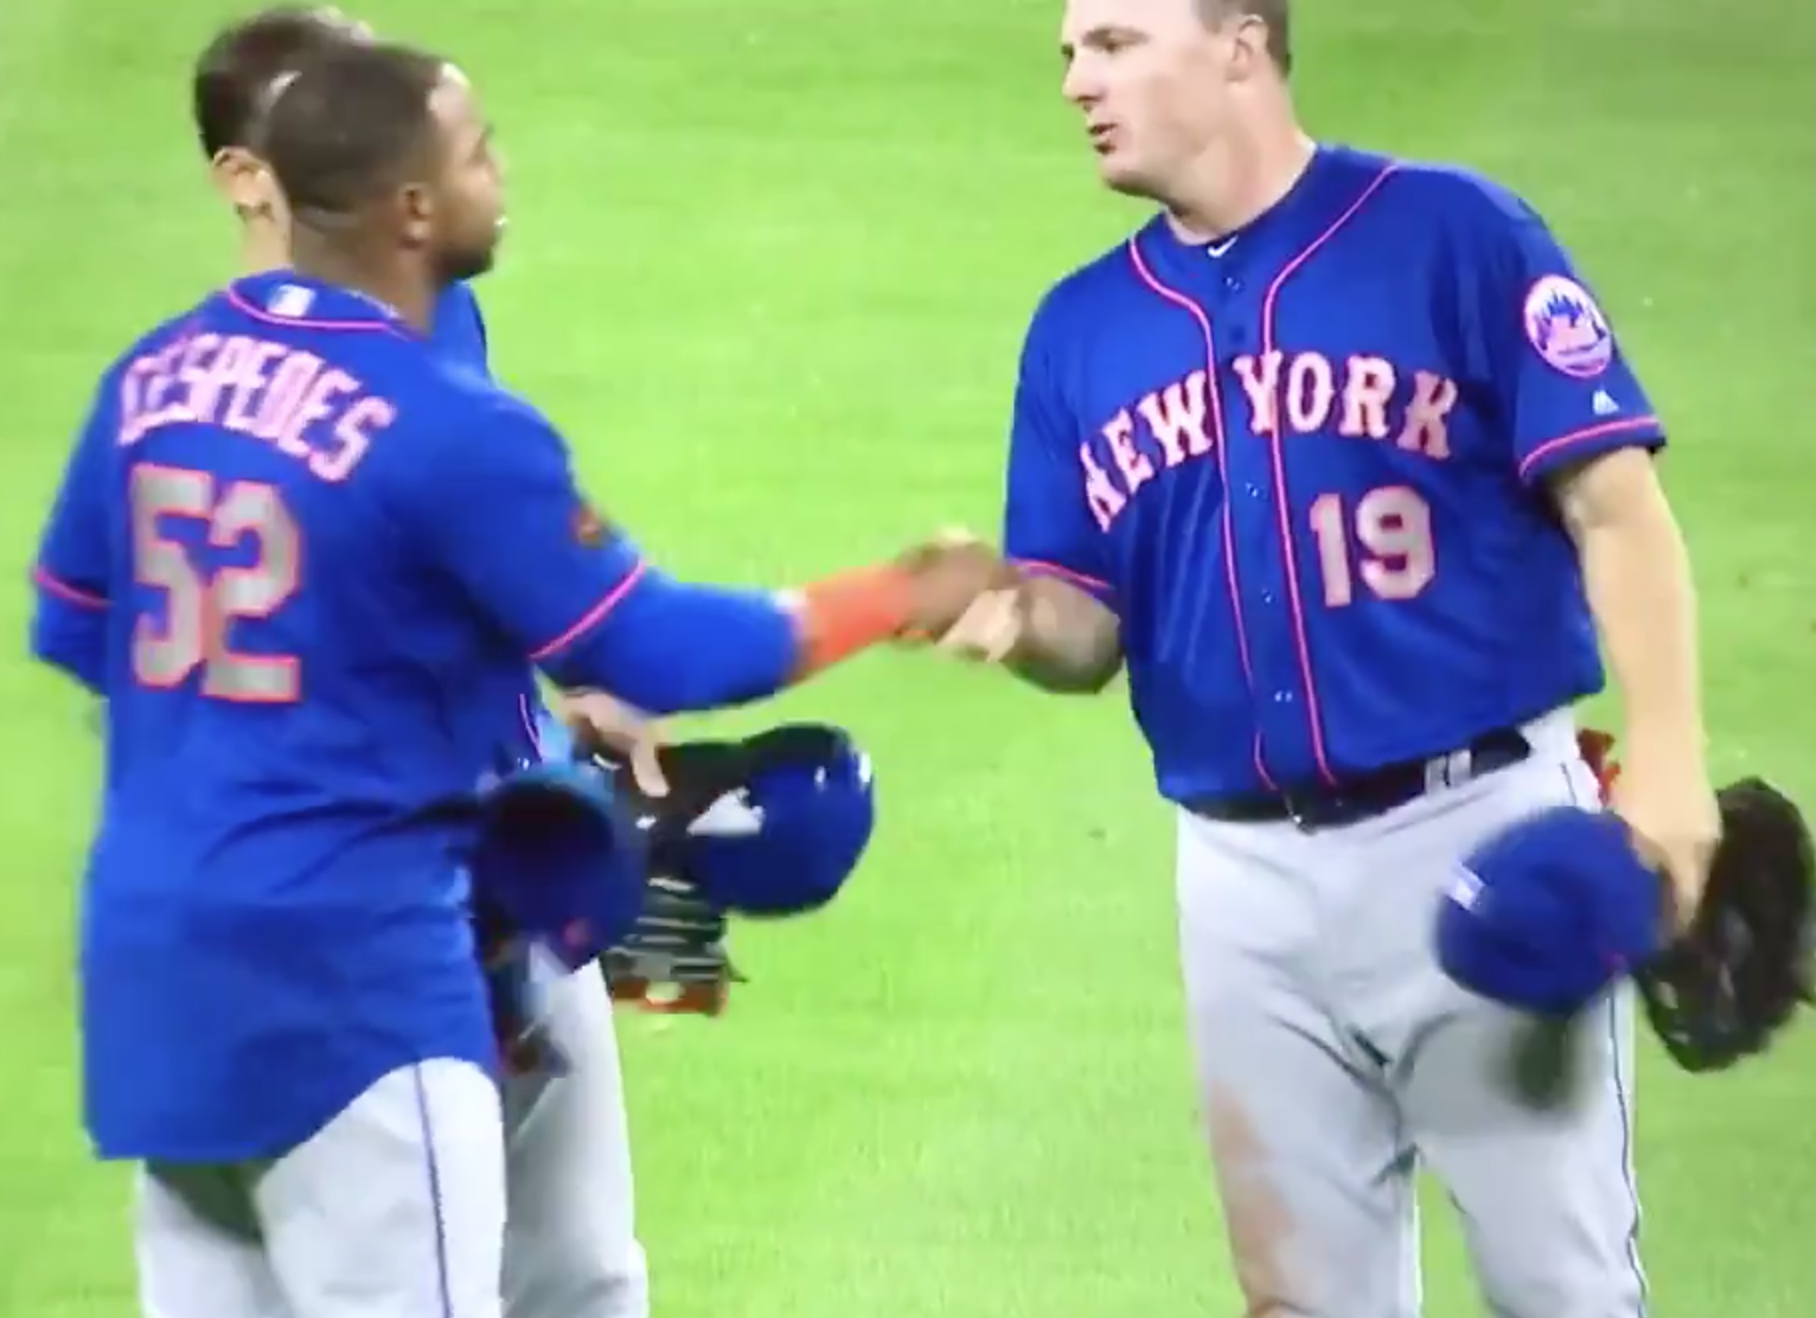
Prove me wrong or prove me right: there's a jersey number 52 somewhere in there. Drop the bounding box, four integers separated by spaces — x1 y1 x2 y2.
1308 485 1435 607
131 464 301 702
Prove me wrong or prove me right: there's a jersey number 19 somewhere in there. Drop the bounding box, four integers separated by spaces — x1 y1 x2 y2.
1308 485 1436 608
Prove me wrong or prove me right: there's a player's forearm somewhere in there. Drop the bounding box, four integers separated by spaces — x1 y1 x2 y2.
542 566 912 717
1559 451 1707 764
1003 577 1123 695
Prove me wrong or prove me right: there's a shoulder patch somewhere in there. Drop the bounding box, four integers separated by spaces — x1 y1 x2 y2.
1522 274 1615 378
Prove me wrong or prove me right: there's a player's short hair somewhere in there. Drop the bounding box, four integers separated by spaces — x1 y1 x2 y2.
1199 0 1291 75
190 6 365 158
261 41 448 220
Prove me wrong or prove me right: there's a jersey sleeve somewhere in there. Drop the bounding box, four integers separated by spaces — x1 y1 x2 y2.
1000 301 1115 607
398 390 649 664
1466 188 1665 486
392 388 801 715
30 374 117 692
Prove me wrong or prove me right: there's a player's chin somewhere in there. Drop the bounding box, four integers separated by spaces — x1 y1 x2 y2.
1092 151 1154 197
444 244 499 283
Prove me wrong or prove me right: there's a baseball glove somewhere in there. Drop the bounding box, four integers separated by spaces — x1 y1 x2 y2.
583 722 874 1016
1633 775 1816 1072
600 872 743 1016
583 732 789 1017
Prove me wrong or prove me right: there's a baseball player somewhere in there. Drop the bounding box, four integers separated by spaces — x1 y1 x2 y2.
182 10 656 1317
935 1 1719 1314
28 40 999 1318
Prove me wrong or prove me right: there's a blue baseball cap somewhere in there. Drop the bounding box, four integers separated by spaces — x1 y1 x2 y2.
1435 805 1665 1016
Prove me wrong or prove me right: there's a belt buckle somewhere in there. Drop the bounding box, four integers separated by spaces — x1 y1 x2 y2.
1287 777 1396 832
1283 789 1334 832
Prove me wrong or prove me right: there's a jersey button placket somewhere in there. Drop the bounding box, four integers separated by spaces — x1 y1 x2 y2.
1218 258 1306 777
1219 271 1274 617
1218 269 1249 349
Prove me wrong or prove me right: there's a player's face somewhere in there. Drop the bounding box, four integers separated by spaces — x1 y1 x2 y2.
1059 0 1242 197
416 65 507 284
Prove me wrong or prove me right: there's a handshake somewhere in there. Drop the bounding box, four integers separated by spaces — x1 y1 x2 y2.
560 530 1033 781
891 531 1025 661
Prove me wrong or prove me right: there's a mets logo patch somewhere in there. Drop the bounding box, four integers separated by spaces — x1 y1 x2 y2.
1522 274 1615 378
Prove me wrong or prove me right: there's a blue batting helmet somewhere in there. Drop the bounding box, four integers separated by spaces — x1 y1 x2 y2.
666 724 876 916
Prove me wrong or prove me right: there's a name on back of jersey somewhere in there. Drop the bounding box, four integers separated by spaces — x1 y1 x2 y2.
116 329 396 483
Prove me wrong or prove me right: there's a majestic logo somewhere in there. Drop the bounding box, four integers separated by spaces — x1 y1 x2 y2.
1522 274 1615 378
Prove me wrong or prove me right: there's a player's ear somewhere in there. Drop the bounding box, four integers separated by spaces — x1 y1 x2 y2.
397 181 435 249
210 146 280 220
1225 15 1271 83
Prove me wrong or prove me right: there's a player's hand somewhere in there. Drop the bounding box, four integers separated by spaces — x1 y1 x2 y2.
894 530 1020 642
1610 749 1721 932
557 689 668 797
935 587 1023 662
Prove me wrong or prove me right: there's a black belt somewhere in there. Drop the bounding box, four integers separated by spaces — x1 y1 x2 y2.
1184 728 1533 832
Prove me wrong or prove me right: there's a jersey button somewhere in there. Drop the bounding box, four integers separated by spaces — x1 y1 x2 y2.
1224 275 1242 292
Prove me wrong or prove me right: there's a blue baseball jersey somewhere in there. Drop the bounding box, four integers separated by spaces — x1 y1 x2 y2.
1003 145 1663 805
431 280 490 376
29 271 712 1162
429 281 556 771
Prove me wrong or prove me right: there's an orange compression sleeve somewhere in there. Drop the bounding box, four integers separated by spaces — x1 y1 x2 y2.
790 564 915 681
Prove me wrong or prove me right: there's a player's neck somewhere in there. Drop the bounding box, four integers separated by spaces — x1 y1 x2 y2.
1163 110 1316 245
286 228 435 331
238 214 288 277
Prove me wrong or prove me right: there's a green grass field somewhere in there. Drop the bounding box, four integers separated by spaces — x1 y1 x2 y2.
3 1 1814 1313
